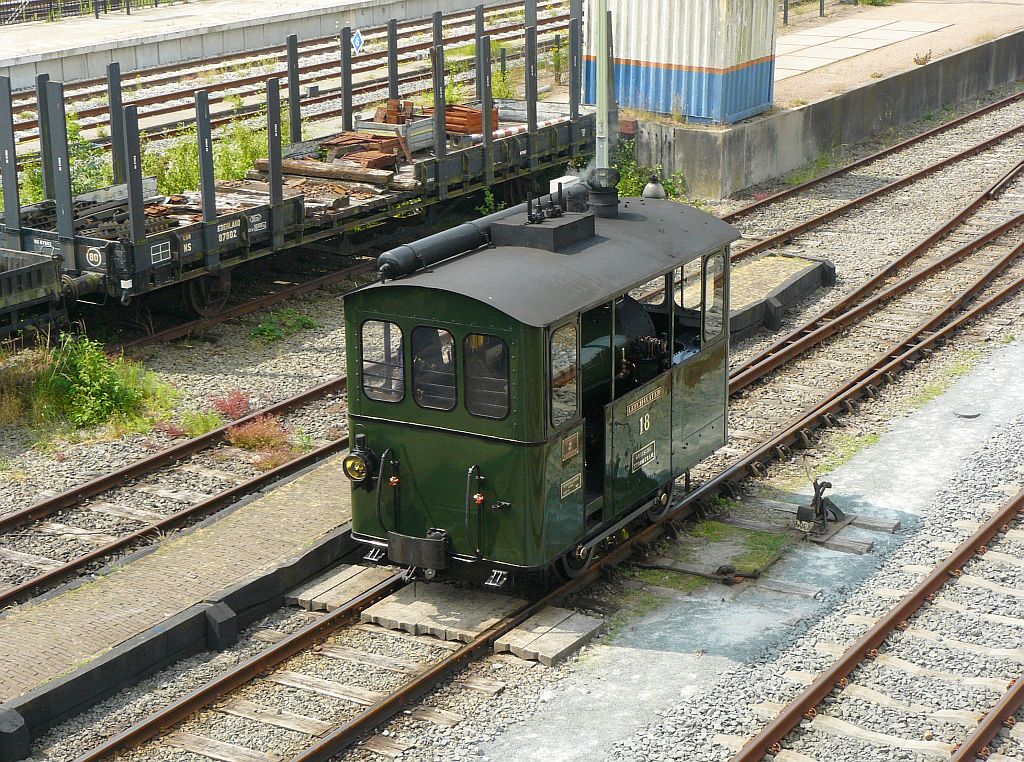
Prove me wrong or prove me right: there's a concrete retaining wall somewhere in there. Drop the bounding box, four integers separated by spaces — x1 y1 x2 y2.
636 30 1024 199
1 0 483 89
0 526 357 759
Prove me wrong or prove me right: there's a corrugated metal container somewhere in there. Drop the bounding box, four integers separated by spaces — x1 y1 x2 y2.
584 0 776 124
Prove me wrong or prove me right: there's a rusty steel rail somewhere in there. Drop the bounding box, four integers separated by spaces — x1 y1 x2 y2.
721 90 1024 222
9 0 543 110
730 488 1024 762
731 208 1024 393
72 567 406 762
731 156 1024 385
730 121 1024 264
0 435 348 609
0 376 347 535
953 672 1024 761
117 259 377 350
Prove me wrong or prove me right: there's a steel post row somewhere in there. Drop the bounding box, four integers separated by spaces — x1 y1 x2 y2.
525 25 539 170
122 105 147 252
474 4 485 103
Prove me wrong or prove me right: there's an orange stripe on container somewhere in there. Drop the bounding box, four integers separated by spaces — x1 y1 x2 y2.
582 54 774 76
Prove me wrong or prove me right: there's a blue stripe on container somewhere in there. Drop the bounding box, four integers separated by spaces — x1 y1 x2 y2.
584 59 775 124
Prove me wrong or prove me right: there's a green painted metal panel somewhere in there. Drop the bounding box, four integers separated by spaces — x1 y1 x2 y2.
672 339 728 471
542 423 585 559
604 371 673 519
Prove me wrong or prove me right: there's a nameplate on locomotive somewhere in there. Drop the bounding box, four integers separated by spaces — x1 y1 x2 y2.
626 388 663 417
631 441 656 472
560 472 583 499
561 432 581 461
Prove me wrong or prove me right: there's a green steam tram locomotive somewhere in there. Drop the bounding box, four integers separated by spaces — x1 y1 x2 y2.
342 177 739 584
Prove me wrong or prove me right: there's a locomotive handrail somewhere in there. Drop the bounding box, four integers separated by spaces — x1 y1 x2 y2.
465 465 484 559
375 448 397 534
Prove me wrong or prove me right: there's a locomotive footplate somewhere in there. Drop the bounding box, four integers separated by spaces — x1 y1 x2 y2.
387 530 449 570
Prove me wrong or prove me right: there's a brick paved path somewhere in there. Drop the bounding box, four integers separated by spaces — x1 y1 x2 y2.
0 457 349 702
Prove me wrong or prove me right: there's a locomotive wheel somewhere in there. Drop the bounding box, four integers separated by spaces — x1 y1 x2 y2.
183 272 232 318
646 482 675 523
558 543 594 580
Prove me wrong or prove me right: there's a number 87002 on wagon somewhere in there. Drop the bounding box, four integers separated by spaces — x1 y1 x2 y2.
341 176 740 585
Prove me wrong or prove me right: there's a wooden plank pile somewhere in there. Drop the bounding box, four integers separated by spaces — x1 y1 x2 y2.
422 104 499 135
320 131 400 159
373 99 415 125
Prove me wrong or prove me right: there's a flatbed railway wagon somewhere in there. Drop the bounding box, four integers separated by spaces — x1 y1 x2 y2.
342 177 740 584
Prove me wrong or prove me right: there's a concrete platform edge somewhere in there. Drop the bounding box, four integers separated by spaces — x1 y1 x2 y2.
730 256 836 342
637 30 1024 198
0 525 356 756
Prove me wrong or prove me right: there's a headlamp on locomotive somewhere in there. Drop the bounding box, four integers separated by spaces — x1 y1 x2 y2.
344 177 740 584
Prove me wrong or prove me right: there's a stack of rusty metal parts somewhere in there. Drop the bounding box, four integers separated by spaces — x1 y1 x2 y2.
321 131 402 170
422 104 500 135
373 99 416 125
217 179 349 217
18 196 177 239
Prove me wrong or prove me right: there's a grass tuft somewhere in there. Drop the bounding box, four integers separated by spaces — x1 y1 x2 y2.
181 409 225 437
250 308 320 342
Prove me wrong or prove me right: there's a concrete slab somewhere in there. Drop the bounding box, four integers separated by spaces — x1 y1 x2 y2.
361 585 526 644
521 611 606 667
313 566 396 611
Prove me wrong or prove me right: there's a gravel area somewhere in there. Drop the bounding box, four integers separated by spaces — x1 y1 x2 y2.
603 408 1024 761
31 605 321 761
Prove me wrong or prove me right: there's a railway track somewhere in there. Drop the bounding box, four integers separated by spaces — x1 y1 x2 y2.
10 1 569 152
61 166 1024 762
729 487 1024 762
8 105 1022 615
0 376 349 609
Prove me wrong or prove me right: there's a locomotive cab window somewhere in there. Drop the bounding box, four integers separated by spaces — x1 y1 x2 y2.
550 323 578 428
361 320 404 402
412 326 456 410
703 251 726 342
464 334 510 419
672 259 704 363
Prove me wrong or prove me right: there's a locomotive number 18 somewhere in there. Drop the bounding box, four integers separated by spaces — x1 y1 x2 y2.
639 413 651 435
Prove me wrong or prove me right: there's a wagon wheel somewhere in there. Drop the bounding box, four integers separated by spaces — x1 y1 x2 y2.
183 272 232 318
558 543 594 580
646 481 675 523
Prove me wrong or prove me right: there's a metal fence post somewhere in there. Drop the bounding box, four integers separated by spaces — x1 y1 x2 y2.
340 26 353 132
432 11 443 49
107 62 126 184
45 81 75 271
783 0 789 25
35 74 55 200
481 35 494 186
195 90 219 271
387 18 400 100
820 0 825 16
525 0 537 29
266 79 285 251
526 26 538 171
431 46 447 199
570 0 582 22
500 47 507 77
0 77 23 251
569 16 581 123
526 26 538 133
286 34 302 144
122 105 146 252
474 4 485 103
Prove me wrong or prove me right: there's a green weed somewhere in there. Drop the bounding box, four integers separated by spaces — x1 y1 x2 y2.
181 409 225 437
613 139 688 199
0 335 175 434
250 308 320 342
491 69 517 100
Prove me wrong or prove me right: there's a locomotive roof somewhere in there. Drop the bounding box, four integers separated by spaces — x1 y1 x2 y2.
362 198 740 327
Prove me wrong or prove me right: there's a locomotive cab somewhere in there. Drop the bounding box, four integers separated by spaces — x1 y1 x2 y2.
343 192 739 582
